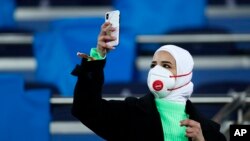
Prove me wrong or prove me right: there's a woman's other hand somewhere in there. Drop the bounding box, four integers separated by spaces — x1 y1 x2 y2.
180 119 205 141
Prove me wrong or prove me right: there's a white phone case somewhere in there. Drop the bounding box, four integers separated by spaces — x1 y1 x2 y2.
105 10 120 47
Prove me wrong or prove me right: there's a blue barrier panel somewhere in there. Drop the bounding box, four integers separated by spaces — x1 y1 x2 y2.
0 74 50 141
113 0 206 35
0 0 16 27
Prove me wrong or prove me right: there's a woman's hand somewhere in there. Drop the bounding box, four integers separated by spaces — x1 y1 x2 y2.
180 119 205 141
97 22 117 57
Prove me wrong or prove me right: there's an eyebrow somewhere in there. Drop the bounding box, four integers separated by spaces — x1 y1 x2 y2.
151 61 172 65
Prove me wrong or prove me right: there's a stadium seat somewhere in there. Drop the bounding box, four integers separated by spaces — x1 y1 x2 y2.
193 69 250 94
165 26 239 55
0 29 33 57
17 0 111 6
193 81 250 94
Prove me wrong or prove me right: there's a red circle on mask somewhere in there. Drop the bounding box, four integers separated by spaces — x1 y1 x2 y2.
153 80 163 91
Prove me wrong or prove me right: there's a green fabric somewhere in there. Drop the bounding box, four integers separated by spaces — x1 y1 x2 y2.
90 48 106 60
155 99 189 141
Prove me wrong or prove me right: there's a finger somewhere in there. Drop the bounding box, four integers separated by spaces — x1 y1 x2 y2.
185 132 196 138
101 22 111 29
98 41 115 50
186 127 193 133
98 41 108 48
104 28 116 36
106 44 116 50
186 129 201 138
186 127 201 139
98 41 112 50
105 28 116 36
101 24 113 35
180 119 192 126
180 119 199 128
100 22 111 36
108 27 116 32
98 35 116 42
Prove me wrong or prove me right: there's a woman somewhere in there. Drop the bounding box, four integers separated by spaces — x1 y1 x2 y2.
71 22 226 141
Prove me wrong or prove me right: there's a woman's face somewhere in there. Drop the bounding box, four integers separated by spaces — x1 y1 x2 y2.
151 51 177 76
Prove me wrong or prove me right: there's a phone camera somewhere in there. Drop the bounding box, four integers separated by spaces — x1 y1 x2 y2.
106 14 109 19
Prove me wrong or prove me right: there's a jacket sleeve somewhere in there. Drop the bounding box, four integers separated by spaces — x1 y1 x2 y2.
71 58 131 141
201 119 227 141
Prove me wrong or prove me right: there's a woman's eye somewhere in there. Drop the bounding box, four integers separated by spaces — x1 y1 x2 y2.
150 64 156 68
162 64 170 68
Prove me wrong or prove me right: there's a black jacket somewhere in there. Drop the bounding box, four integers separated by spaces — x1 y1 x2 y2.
71 59 226 141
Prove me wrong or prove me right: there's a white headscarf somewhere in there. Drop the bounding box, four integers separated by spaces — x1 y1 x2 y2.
154 45 194 104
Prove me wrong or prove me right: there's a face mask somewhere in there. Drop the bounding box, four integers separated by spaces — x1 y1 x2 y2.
147 65 175 98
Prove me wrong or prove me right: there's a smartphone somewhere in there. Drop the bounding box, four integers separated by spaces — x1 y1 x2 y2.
105 10 120 47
